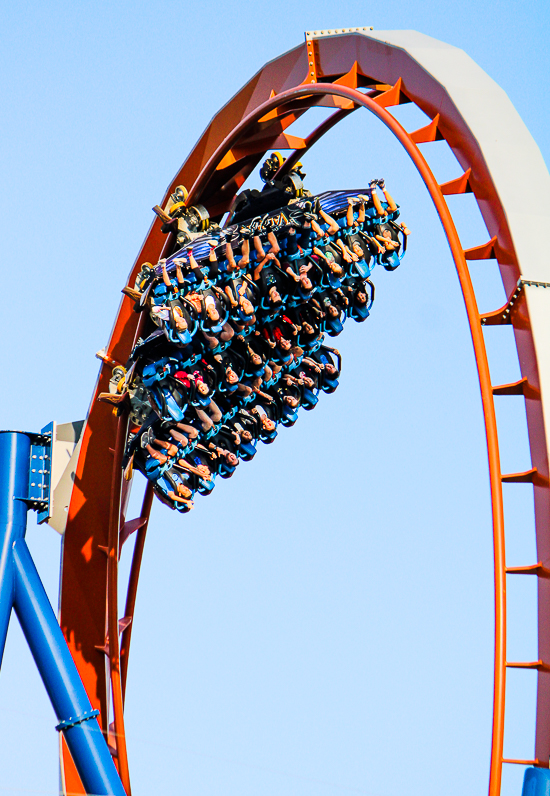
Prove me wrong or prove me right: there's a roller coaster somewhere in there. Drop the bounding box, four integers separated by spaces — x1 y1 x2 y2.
1 27 549 796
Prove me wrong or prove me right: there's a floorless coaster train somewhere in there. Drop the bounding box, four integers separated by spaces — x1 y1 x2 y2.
0 27 549 796
118 181 406 511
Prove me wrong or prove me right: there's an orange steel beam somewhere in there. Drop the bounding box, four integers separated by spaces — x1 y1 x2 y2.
59 36 550 796
106 412 131 793
120 480 154 700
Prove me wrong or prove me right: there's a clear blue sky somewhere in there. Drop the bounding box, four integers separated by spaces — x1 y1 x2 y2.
1 1 549 796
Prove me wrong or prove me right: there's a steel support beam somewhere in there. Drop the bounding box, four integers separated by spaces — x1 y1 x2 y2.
0 430 126 796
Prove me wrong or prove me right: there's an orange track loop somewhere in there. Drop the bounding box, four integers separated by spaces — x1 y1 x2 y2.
59 40 549 795
187 80 507 795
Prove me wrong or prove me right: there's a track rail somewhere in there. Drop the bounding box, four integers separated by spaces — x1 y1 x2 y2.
58 30 550 795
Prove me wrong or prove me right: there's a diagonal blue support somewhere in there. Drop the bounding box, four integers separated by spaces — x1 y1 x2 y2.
0 430 126 796
12 538 126 796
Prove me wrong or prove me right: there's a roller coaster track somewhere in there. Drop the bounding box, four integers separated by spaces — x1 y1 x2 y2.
57 29 550 796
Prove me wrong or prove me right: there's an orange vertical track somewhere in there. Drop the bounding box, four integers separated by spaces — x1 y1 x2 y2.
106 412 131 793
120 480 154 700
59 35 549 796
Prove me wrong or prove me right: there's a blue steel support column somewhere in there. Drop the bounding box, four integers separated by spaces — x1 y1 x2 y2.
12 538 126 796
0 430 125 796
523 769 550 795
0 432 31 666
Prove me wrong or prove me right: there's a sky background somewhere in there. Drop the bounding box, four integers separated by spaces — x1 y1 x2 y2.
1 1 549 796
